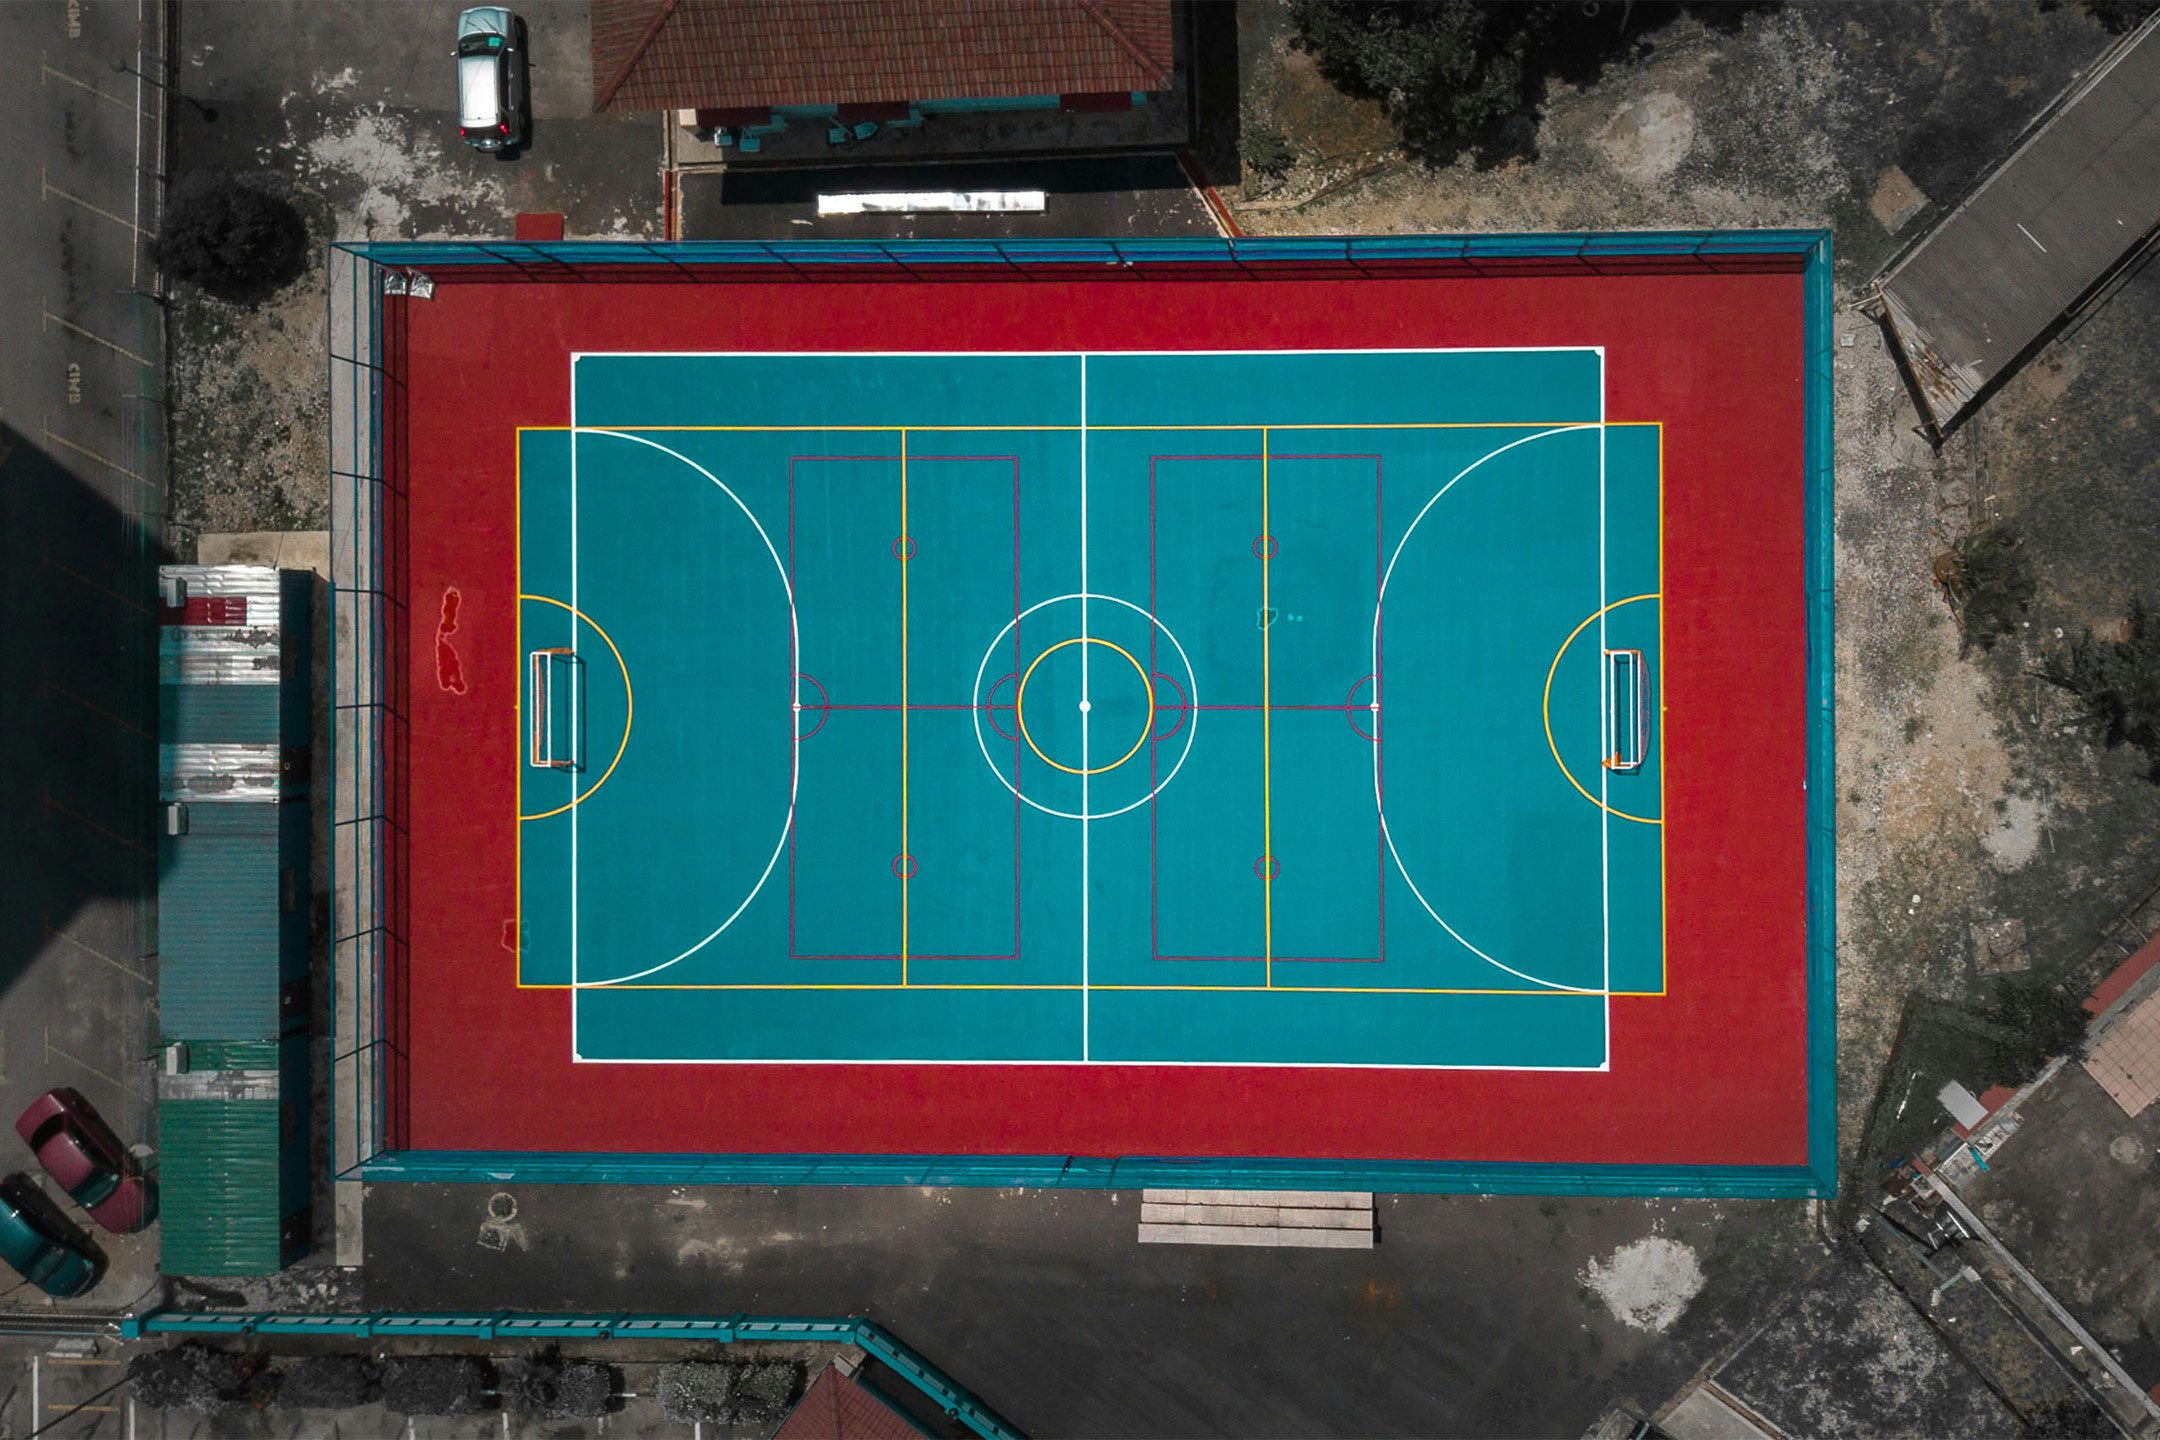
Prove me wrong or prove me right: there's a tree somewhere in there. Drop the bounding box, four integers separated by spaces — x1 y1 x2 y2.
2041 597 2160 781
127 1342 254 1413
1933 523 2035 655
380 1355 493 1416
657 1362 733 1425
503 1346 617 1420
155 170 308 304
274 1355 382 1410
1287 1 1765 166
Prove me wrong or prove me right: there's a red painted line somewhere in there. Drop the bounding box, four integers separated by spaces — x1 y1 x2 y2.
1376 453 1386 962
791 953 1020 962
1012 455 1022 963
1156 954 1385 964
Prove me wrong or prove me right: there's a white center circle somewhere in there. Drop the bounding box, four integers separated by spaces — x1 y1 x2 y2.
971 593 1200 822
1079 699 1092 713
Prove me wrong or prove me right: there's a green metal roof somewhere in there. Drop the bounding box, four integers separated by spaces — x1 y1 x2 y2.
157 1097 286 1275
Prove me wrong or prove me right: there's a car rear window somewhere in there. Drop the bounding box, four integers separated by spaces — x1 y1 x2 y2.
457 55 499 129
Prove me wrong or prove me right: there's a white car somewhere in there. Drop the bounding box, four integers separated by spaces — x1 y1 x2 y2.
456 7 527 152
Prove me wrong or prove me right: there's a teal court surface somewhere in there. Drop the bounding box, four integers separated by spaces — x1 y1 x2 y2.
516 347 1664 1069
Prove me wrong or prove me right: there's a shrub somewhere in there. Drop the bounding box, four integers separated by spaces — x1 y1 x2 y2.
154 170 308 304
274 1354 381 1410
1287 0 1766 166
657 1362 734 1425
380 1355 493 1416
1933 524 2034 654
732 1360 806 1427
1238 123 1300 180
2041 597 2160 781
503 1346 617 1420
127 1342 253 1413
2078 0 2160 35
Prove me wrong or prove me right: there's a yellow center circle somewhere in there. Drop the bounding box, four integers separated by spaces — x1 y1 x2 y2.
1015 637 1155 776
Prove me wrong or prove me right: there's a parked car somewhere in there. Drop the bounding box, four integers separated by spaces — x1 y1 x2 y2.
456 6 527 152
15 1088 155 1233
0 1176 99 1298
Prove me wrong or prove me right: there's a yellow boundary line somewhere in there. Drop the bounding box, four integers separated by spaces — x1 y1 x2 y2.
525 982 1666 996
505 420 1672 1000
514 422 1653 433
1017 638 1154 775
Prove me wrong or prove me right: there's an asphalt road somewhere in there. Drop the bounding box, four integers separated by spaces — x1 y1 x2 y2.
365 1181 1813 1437
0 0 168 1344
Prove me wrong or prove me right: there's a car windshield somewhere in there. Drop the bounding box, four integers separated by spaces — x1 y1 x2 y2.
0 1209 44 1272
456 33 503 56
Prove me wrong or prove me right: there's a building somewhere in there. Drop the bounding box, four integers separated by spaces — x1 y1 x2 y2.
156 565 314 1275
590 0 1176 153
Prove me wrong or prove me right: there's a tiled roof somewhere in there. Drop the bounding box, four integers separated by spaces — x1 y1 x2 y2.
591 0 1175 114
774 1363 927 1440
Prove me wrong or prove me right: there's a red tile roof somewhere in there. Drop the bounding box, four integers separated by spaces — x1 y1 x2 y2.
590 0 1175 114
774 1364 928 1440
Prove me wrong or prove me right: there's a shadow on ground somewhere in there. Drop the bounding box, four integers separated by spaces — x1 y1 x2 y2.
0 424 167 1003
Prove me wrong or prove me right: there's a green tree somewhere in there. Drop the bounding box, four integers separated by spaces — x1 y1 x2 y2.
2042 597 2160 781
155 170 308 304
1287 1 1767 166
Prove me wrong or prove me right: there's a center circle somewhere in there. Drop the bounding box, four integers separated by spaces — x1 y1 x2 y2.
971 592 1201 823
1014 636 1154 777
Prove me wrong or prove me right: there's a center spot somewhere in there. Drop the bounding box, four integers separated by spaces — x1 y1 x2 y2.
1079 699 1092 713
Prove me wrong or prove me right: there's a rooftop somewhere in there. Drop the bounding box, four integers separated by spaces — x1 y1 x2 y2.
591 0 1176 115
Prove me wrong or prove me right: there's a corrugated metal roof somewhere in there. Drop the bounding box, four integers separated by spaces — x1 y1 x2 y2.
161 743 287 803
590 0 1174 115
160 684 280 743
159 816 281 1038
157 1098 286 1275
159 566 288 686
1871 14 2160 433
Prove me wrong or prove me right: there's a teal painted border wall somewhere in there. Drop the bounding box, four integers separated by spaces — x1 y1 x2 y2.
336 232 1836 1199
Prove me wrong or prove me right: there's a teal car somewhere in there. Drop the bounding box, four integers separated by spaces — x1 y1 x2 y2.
0 1177 98 1298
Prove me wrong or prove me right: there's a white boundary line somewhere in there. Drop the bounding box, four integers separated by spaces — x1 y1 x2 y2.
1598 348 1611 1067
1079 355 1092 1062
569 361 580 1057
574 346 1601 359
559 349 1617 1070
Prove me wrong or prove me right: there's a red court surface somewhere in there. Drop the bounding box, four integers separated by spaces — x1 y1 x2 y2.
389 261 1813 1171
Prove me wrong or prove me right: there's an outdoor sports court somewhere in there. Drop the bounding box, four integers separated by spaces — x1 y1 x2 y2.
342 234 1833 1193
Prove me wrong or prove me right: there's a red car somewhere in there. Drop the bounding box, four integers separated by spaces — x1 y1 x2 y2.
15 1089 154 1233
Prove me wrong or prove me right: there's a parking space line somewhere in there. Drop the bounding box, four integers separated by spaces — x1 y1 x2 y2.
40 424 150 487
44 1025 149 1103
43 786 153 859
43 669 154 741
42 303 152 366
40 544 152 613
40 168 142 234
44 914 151 986
40 53 140 111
